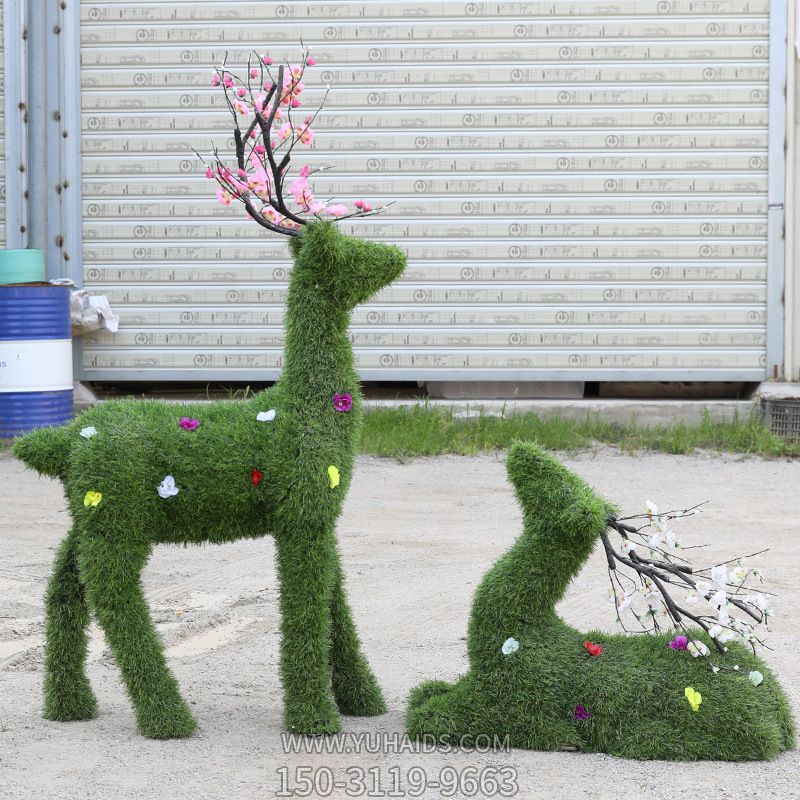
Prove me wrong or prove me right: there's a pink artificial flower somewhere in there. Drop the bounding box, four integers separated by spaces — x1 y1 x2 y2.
254 93 267 113
290 64 303 79
332 393 353 413
668 635 689 651
324 204 348 218
354 199 364 209
211 73 220 87
232 99 250 116
362 203 373 212
237 88 246 98
299 165 311 179
216 187 233 206
205 166 214 179
573 705 590 721
179 417 200 431
291 99 302 108
261 54 273 66
250 67 259 79
237 168 247 179
277 123 292 140
298 126 314 144
254 144 267 156
306 56 317 66
307 200 327 214
223 75 235 89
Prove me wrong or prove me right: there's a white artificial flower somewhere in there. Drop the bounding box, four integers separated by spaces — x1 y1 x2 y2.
501 637 519 656
710 590 727 610
753 593 769 612
717 606 731 626
708 624 723 639
748 670 764 687
717 629 736 643
621 540 637 555
648 532 662 549
256 409 277 422
157 475 180 498
711 564 727 589
644 500 658 516
79 426 97 439
730 563 748 583
687 640 709 658
665 529 677 548
617 591 635 613
695 581 712 599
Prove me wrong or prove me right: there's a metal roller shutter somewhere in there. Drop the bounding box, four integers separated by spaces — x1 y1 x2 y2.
78 0 781 382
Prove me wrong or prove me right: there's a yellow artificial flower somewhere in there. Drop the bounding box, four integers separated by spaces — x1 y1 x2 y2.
328 465 340 489
684 687 702 712
83 491 102 508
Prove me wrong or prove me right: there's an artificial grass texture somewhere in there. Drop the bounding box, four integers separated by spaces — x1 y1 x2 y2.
14 222 406 738
360 405 800 460
405 441 795 760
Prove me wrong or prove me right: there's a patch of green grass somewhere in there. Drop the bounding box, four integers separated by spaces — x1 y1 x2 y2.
360 405 800 459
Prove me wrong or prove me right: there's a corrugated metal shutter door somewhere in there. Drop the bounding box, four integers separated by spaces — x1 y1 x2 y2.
80 1 773 382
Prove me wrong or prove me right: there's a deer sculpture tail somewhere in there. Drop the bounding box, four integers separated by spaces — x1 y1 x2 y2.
13 425 72 480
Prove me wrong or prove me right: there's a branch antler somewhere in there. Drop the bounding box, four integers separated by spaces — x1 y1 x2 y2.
603 512 771 674
197 47 395 237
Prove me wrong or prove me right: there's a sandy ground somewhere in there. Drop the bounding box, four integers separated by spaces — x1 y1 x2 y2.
0 445 798 800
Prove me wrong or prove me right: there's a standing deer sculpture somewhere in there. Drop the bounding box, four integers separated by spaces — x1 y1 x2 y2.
13 53 406 738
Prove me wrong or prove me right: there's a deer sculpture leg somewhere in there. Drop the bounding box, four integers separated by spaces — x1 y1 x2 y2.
43 529 98 722
77 524 197 739
329 554 387 716
275 522 341 734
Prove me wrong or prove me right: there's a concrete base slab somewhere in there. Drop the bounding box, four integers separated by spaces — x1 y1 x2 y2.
425 380 585 399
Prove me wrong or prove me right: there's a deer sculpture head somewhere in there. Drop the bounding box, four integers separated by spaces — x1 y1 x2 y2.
287 222 406 311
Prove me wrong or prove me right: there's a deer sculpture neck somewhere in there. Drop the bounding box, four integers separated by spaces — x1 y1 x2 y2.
279 267 359 410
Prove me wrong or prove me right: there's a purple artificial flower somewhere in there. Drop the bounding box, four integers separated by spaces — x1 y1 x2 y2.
668 635 689 651
332 393 353 413
179 417 201 431
573 705 590 721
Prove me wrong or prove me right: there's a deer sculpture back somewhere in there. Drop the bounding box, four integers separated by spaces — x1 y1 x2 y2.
406 442 795 760
14 221 406 738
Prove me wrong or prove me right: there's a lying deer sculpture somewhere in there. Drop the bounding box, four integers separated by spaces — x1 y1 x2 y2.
406 442 794 760
15 219 405 738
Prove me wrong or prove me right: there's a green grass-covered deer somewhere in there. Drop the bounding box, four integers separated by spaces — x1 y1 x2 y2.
13 53 406 739
406 442 795 760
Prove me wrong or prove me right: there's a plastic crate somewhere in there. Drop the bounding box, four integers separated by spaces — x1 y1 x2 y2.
763 398 800 441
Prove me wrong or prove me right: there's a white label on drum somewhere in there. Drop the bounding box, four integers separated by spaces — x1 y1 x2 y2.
0 339 74 392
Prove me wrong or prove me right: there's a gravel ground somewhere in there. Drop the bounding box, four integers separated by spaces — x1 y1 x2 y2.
0 445 797 800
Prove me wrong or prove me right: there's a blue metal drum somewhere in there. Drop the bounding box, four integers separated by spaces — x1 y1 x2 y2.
0 284 73 437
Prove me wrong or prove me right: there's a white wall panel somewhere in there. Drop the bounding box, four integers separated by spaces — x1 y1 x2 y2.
79 0 776 381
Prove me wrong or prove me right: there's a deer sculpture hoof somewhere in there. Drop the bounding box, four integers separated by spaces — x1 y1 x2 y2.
406 442 795 761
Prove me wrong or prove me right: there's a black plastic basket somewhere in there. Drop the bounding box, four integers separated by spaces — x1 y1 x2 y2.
763 398 800 441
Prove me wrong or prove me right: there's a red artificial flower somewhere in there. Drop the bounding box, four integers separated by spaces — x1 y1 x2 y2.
251 468 264 486
583 641 603 657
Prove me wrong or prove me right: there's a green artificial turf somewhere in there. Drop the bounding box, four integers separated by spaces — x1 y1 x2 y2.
359 405 800 460
405 441 795 760
13 222 405 738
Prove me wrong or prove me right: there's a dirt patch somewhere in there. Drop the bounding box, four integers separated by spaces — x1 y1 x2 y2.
0 447 797 799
